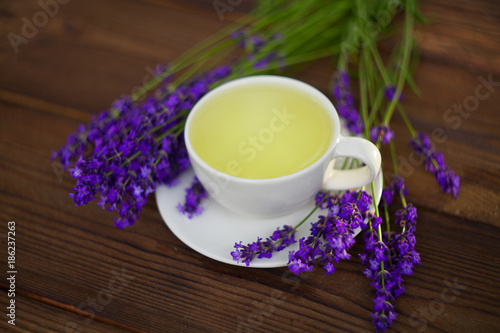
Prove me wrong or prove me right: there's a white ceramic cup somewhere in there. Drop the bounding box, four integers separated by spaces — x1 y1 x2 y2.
184 75 381 217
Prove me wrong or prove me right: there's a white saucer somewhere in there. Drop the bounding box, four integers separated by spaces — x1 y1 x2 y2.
155 165 382 268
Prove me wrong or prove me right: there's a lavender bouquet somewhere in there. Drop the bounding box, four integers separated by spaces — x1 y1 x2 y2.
53 0 459 331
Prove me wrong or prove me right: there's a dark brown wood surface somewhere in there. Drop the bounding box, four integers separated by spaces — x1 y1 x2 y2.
1 0 500 332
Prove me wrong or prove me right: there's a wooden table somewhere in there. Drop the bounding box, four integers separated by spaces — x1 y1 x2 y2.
1 0 499 332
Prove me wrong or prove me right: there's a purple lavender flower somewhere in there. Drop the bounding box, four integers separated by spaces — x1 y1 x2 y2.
436 168 460 198
384 85 403 101
229 29 286 71
370 290 397 332
381 186 394 206
361 232 397 332
152 64 168 78
370 124 394 145
315 191 340 212
288 238 315 275
177 176 208 218
252 52 286 71
331 70 363 135
231 225 296 266
392 175 407 196
381 175 408 206
249 34 266 52
409 131 460 198
53 65 232 228
409 131 432 154
253 52 275 70
229 29 245 41
394 204 417 231
271 225 297 251
288 190 372 275
355 191 372 214
371 216 383 230
361 204 420 332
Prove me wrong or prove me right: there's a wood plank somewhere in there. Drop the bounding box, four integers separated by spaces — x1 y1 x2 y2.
0 294 127 332
379 0 500 75
0 0 239 113
418 0 500 74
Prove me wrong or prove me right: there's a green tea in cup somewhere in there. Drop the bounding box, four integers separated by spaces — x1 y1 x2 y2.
188 81 333 179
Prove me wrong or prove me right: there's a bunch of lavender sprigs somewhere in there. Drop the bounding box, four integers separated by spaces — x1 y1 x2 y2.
53 0 459 331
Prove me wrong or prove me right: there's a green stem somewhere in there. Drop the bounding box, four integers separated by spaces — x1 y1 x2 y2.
155 122 185 142
377 225 386 290
397 104 416 137
224 44 340 82
400 191 408 208
359 49 370 139
389 140 398 175
131 70 172 102
389 139 409 206
384 203 391 235
341 157 351 170
348 157 359 170
371 181 380 218
119 151 141 169
295 194 328 229
171 41 236 88
382 0 415 125
106 151 122 161
383 202 393 267
367 87 385 127
369 44 392 86
170 11 257 72
172 124 185 138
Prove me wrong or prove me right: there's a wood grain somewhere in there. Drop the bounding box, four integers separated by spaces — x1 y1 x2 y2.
1 0 500 332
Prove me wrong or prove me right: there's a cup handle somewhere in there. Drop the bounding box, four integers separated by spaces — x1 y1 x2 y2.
322 136 382 191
